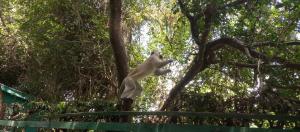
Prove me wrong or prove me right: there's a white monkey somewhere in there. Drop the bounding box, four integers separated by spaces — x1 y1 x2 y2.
120 50 173 100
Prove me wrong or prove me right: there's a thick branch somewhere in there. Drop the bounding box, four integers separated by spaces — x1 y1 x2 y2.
207 37 269 61
161 2 215 111
178 0 192 20
178 0 202 45
222 61 300 70
224 62 257 68
161 1 211 111
276 62 300 70
109 0 129 86
207 37 300 67
109 0 131 123
268 83 300 90
0 84 5 119
161 37 300 110
189 19 201 45
200 4 215 45
252 41 300 47
161 59 206 111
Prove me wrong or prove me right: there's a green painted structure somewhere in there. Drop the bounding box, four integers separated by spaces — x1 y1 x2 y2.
0 83 32 105
0 120 298 132
0 111 299 132
0 84 299 131
0 83 35 132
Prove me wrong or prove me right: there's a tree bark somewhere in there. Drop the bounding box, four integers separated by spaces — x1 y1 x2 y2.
161 59 205 110
161 1 213 110
109 0 129 86
0 87 5 119
109 0 131 123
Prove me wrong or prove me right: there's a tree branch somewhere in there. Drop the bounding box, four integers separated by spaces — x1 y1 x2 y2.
178 0 192 20
160 58 206 111
200 3 216 45
221 61 300 70
223 62 257 68
252 41 300 47
161 37 300 111
178 0 202 45
206 37 269 61
207 37 300 68
161 1 218 111
268 83 300 90
109 0 129 86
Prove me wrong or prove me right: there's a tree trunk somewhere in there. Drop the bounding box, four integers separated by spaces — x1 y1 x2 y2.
109 0 131 122
0 88 5 119
109 0 129 86
161 58 206 110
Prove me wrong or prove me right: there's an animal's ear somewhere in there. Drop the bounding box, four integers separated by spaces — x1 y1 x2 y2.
159 55 163 59
151 51 154 55
151 50 160 55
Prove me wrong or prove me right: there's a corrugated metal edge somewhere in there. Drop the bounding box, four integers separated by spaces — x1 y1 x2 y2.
0 83 32 101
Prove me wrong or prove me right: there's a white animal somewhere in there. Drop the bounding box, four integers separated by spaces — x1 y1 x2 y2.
120 50 173 100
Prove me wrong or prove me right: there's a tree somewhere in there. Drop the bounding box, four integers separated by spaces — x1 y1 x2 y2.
0 90 5 119
161 0 300 110
0 0 299 127
109 0 129 87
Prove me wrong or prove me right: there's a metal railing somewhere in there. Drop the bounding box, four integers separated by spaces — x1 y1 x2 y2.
0 111 299 132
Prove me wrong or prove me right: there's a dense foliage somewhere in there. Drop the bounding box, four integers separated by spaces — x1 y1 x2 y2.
1 0 117 102
0 0 299 129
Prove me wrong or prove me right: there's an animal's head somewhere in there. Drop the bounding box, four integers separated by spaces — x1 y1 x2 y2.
151 50 163 59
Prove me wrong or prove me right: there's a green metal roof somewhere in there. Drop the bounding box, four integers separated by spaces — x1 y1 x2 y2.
0 83 33 104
